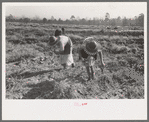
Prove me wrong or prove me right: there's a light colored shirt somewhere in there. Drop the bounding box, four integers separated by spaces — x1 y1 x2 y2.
57 35 74 66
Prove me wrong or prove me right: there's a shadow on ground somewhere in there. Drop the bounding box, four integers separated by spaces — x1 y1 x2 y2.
7 68 62 79
22 80 55 99
22 73 87 99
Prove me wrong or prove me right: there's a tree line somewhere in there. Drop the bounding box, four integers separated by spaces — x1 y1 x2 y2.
6 13 144 27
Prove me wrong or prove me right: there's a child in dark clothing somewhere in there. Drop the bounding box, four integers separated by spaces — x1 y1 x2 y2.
79 37 105 81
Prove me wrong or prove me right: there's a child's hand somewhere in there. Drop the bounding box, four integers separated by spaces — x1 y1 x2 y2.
101 62 105 68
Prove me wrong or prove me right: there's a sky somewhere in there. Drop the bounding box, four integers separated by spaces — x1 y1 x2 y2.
4 2 146 20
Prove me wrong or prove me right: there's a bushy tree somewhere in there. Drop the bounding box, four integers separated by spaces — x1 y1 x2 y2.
137 13 144 26
122 17 128 26
110 19 116 26
43 18 47 23
51 16 55 21
6 14 14 22
70 15 75 20
105 13 110 25
23 18 30 24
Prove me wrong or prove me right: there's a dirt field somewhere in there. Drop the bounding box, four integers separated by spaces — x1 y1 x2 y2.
5 22 144 99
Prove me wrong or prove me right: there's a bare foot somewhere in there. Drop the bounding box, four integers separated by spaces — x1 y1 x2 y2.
87 77 91 81
72 63 75 68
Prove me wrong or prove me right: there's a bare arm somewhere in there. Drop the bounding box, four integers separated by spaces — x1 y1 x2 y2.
54 37 65 55
98 51 103 62
98 50 105 73
98 50 105 66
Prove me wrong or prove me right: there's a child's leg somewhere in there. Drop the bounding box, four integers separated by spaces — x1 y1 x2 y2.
72 63 75 68
90 66 96 80
85 66 91 81
62 64 67 69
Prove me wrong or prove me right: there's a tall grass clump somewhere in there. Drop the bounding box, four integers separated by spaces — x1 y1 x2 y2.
7 33 24 44
108 43 130 54
67 34 83 44
6 44 41 63
6 76 24 99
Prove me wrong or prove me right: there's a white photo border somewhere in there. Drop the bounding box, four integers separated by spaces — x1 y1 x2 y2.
2 2 147 120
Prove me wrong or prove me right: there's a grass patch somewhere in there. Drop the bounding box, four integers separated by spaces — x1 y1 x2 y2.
6 43 41 63
5 22 144 99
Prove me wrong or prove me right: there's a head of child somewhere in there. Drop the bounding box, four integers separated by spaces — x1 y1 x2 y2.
49 36 60 51
55 29 62 37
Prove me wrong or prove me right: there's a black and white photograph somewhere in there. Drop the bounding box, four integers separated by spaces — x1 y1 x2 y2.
2 2 147 120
